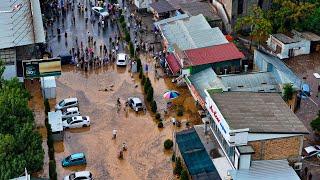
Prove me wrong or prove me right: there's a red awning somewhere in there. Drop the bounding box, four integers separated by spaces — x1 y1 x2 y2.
166 54 181 74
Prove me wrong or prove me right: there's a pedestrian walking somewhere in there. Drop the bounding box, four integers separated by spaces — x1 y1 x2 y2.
112 129 117 139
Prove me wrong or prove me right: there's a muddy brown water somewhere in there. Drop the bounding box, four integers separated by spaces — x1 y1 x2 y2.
53 64 193 179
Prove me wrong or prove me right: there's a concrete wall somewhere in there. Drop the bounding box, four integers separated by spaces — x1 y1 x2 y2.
248 135 303 160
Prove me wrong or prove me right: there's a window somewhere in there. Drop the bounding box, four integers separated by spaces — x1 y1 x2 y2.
238 0 244 15
0 48 16 65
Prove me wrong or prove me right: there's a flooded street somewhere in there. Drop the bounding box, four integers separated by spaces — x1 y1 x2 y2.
54 65 179 179
41 1 200 178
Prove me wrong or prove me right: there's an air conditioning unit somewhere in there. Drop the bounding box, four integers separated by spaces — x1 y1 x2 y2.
293 162 302 171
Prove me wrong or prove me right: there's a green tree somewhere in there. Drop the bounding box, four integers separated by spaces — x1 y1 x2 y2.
282 83 294 102
180 169 189 180
174 157 183 175
301 6 320 34
269 0 316 32
151 100 157 113
147 87 154 102
311 110 320 133
0 62 44 179
235 5 273 48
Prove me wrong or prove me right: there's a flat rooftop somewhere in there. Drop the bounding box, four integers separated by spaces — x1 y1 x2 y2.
208 91 308 134
229 160 300 180
272 33 299 44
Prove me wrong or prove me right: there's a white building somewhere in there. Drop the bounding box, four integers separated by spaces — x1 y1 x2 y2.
0 0 45 81
266 33 310 59
203 91 307 179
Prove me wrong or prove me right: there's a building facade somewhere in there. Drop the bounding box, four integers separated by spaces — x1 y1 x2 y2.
204 91 308 170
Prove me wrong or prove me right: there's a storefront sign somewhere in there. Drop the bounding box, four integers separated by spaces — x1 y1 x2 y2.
23 58 61 78
205 96 230 140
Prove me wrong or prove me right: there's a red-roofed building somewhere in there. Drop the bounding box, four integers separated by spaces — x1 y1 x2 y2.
164 43 245 76
178 43 244 75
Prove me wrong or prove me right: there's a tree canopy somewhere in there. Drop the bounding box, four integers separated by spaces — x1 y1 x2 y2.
235 5 273 44
0 61 44 179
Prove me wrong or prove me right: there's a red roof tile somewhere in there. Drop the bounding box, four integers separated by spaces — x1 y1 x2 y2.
166 54 181 74
184 43 244 66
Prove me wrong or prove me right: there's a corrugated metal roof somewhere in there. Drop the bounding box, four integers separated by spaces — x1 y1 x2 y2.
228 160 300 180
254 50 302 89
220 72 280 92
184 43 244 66
187 68 224 100
209 92 309 134
0 0 45 49
48 111 63 132
165 54 181 74
158 14 228 50
150 0 177 14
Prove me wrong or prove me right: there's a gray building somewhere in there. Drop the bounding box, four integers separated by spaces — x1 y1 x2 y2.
0 0 45 81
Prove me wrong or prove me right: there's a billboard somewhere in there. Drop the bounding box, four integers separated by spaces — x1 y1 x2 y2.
23 58 61 78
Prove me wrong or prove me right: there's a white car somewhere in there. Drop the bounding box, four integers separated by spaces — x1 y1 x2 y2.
64 171 92 180
61 107 81 119
91 6 109 17
116 53 128 66
127 97 143 112
55 98 78 110
63 116 90 129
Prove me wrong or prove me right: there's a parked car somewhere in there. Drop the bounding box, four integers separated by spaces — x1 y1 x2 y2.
91 6 109 17
55 98 78 110
62 152 87 167
116 53 128 66
127 97 143 112
303 145 320 160
61 107 81 119
63 116 90 129
63 171 93 180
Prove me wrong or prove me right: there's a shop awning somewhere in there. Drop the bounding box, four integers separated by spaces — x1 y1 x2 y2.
165 54 181 75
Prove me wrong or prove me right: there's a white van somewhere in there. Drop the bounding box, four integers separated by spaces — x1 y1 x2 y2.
55 98 78 110
61 107 81 119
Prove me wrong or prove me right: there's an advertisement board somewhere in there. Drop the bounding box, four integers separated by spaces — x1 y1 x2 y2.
23 58 61 78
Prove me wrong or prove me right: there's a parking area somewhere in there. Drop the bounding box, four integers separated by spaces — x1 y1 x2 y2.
50 65 177 179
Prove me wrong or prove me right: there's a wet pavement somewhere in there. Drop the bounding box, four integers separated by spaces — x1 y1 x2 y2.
283 52 320 179
43 0 200 179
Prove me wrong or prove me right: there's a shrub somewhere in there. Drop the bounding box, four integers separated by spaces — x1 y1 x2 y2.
176 106 184 116
125 31 131 43
139 69 143 79
49 160 57 180
164 139 173 150
44 99 50 114
129 42 134 56
311 111 320 132
174 157 183 175
144 79 151 93
171 153 176 162
147 87 154 102
155 113 161 120
121 21 126 29
283 83 294 102
119 15 125 23
158 121 164 128
180 169 189 180
151 100 157 113
141 75 146 85
136 58 142 72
